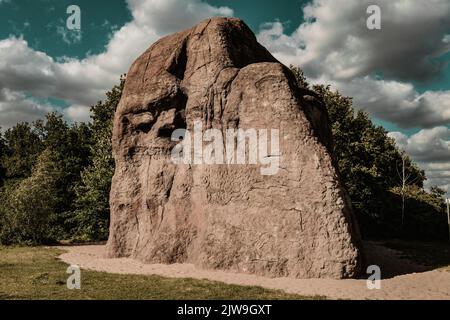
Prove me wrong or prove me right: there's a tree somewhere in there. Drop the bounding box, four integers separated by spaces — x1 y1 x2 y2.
396 152 423 226
1 122 43 180
290 65 309 89
389 185 447 239
0 149 62 244
0 77 124 244
289 66 440 239
430 186 446 199
0 129 6 186
33 113 93 238
0 113 93 244
72 76 125 241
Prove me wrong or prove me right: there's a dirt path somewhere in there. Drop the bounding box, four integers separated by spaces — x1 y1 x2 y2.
58 243 450 300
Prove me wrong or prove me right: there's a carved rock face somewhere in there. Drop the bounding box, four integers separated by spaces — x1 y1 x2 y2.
106 17 362 279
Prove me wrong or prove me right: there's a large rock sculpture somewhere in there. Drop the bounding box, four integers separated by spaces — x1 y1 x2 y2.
106 17 362 279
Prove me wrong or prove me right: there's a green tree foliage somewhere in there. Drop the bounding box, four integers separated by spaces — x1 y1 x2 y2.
72 76 125 241
0 149 61 244
2 122 43 180
290 65 446 240
0 130 6 185
388 185 448 239
0 113 93 244
0 75 124 244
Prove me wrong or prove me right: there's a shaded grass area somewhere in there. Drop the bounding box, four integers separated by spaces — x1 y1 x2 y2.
0 246 323 300
383 240 450 271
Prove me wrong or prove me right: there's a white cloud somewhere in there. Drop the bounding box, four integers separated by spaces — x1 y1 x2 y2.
56 26 82 45
63 105 91 123
389 127 450 194
259 0 450 82
330 77 450 128
0 0 233 126
0 88 54 129
443 34 450 44
257 0 450 129
389 127 450 163
256 0 450 194
127 0 233 35
0 37 111 107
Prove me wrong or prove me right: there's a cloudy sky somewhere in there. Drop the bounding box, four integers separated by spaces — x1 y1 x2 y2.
0 0 449 193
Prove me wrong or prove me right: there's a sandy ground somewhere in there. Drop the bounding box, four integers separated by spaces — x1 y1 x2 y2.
58 242 450 300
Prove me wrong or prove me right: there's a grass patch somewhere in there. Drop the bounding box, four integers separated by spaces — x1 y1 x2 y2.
383 240 450 271
0 246 323 300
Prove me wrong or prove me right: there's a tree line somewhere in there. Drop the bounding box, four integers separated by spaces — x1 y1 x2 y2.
0 71 447 245
0 77 124 244
291 66 448 240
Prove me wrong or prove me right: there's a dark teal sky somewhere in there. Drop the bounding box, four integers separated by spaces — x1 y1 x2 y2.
0 0 132 59
0 0 308 59
208 0 307 34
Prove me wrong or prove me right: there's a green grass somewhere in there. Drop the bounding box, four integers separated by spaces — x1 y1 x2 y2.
0 246 323 300
383 240 450 271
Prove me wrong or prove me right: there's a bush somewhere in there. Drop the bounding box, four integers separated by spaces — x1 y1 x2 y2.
0 150 61 244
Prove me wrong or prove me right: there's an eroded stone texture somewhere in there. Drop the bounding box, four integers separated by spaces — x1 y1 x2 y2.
106 17 363 279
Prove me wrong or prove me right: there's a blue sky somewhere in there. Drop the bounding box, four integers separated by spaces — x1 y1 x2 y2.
0 0 449 192
0 0 131 59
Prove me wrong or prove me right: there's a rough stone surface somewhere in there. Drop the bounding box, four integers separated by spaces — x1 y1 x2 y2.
106 17 363 279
